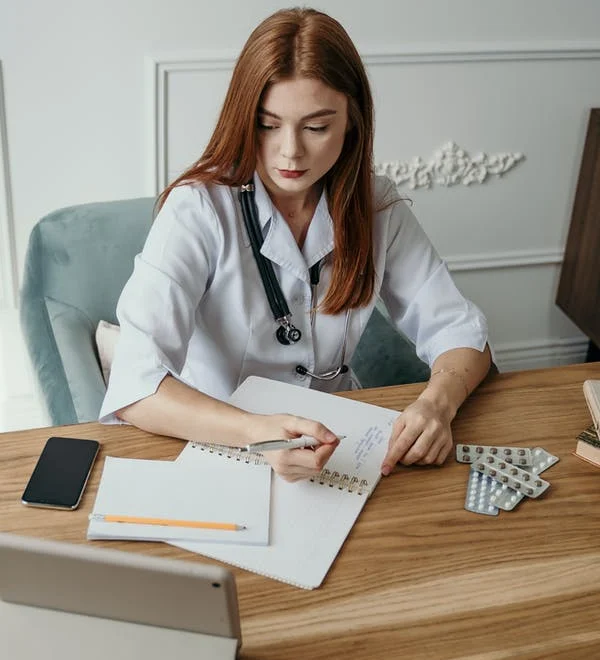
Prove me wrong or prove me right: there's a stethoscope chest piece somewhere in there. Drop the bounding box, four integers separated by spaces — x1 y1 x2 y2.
276 323 302 345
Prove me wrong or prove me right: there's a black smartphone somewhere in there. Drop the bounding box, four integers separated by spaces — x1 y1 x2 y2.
21 437 101 510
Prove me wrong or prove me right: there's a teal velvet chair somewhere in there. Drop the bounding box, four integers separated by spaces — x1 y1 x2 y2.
19 198 430 425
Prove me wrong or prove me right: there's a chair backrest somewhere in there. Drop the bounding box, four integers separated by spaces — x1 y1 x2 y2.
20 198 155 425
20 197 429 426
352 304 430 388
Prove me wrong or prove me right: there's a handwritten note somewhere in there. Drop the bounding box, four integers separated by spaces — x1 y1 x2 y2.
353 426 386 470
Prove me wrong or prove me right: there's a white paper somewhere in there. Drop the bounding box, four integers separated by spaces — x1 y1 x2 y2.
87 455 271 545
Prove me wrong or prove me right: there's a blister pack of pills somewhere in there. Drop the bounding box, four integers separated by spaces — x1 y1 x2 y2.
464 468 499 516
527 447 560 473
456 444 532 466
470 453 550 498
489 447 559 511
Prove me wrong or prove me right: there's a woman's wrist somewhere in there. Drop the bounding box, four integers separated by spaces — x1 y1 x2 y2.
429 367 470 398
418 376 463 423
226 408 258 446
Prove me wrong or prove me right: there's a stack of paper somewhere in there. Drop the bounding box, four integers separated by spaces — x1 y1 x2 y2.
87 452 272 545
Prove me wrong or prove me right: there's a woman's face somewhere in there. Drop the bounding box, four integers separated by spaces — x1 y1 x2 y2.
255 77 349 201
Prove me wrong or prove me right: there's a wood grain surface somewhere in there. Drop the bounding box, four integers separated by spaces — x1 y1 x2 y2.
2 363 600 659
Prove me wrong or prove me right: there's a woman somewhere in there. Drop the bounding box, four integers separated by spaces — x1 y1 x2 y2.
100 7 492 481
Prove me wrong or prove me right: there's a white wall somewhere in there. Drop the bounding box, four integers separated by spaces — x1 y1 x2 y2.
1 0 600 370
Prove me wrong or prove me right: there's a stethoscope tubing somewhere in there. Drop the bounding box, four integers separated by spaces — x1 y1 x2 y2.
297 307 350 381
239 188 290 321
239 181 349 379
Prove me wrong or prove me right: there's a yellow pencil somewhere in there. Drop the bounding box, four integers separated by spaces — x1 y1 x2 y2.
89 513 245 531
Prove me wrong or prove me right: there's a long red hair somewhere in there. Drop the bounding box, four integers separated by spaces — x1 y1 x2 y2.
158 7 375 314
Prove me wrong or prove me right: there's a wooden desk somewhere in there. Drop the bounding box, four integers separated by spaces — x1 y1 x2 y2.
2 363 600 659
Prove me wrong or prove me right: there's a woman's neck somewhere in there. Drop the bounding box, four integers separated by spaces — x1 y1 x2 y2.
270 186 320 220
267 184 322 248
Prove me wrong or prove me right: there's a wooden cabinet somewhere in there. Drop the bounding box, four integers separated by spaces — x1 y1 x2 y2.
556 108 600 359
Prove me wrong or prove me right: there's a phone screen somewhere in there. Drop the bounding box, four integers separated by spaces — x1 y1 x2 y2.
22 437 100 510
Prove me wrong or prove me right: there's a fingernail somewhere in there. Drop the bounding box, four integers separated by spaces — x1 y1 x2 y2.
325 432 338 443
381 464 391 476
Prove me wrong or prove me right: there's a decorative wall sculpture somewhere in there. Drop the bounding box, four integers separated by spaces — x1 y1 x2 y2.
375 141 525 189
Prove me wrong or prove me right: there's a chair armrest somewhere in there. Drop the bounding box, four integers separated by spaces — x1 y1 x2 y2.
20 296 106 425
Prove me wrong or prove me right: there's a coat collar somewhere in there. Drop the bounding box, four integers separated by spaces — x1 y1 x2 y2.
252 173 334 283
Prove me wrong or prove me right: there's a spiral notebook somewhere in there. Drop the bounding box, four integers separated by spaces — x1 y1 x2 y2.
171 376 400 589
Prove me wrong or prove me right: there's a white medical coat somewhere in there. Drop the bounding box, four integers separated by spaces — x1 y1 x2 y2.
99 174 488 423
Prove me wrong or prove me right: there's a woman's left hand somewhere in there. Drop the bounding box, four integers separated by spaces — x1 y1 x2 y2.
380 398 453 474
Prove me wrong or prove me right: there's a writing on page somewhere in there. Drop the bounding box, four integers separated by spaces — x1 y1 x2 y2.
353 425 387 471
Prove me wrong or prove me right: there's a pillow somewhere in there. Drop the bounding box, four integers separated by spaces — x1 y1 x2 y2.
95 320 121 385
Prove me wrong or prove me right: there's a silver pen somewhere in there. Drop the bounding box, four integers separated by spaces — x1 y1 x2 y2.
240 435 346 453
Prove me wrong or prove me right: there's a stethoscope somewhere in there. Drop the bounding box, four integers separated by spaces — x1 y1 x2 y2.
239 181 349 381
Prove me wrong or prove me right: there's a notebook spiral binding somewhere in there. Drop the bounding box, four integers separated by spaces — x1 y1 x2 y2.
189 442 370 495
189 442 267 466
310 469 370 495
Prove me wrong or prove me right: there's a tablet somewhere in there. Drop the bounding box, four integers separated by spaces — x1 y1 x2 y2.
0 532 241 659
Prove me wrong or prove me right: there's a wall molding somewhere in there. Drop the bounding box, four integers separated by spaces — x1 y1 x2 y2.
446 248 563 272
493 336 588 372
149 41 600 71
360 42 600 64
147 42 600 196
0 61 17 310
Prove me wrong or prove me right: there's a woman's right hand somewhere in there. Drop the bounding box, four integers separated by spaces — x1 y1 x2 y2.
247 413 340 482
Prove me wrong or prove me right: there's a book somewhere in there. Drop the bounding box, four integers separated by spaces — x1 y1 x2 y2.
87 454 271 545
583 380 600 435
171 376 400 589
575 380 600 467
575 425 600 467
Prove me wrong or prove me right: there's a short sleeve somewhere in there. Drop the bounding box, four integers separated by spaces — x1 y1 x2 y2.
99 185 220 423
378 188 488 366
